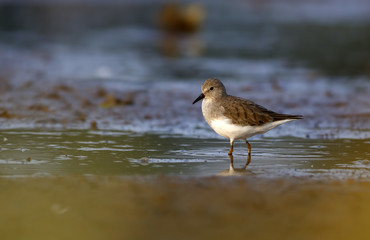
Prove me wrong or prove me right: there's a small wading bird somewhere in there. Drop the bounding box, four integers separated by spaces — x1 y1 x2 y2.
193 78 303 165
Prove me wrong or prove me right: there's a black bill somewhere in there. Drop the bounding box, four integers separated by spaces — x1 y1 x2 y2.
192 93 205 104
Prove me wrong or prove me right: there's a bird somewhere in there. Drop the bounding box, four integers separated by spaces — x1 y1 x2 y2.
192 78 302 162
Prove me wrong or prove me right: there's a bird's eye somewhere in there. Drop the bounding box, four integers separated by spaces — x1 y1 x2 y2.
210 87 214 91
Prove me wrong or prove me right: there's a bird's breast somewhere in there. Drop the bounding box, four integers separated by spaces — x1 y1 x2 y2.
201 99 221 124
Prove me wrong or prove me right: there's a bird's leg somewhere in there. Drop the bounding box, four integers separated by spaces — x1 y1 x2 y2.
245 140 251 156
228 140 234 155
245 153 251 167
228 154 234 170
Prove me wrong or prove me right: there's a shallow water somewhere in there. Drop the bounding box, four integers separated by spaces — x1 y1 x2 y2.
0 129 368 180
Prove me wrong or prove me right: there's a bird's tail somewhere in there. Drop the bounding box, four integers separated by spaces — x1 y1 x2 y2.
272 114 303 121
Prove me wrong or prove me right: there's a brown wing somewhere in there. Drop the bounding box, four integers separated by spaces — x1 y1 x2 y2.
221 96 302 126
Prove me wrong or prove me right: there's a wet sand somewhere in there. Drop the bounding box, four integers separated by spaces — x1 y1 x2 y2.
1 176 370 240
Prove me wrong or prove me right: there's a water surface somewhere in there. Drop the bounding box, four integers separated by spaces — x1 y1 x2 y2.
1 129 368 180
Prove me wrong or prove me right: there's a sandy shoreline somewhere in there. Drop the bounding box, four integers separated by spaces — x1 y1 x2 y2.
1 175 369 240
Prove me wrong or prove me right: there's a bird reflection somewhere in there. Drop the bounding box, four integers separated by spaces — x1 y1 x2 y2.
217 154 253 176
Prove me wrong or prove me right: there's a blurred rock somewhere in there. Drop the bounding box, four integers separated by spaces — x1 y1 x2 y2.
100 93 134 108
159 2 204 34
158 2 205 57
90 120 98 130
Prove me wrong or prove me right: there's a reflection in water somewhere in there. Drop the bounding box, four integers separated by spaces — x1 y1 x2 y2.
0 129 369 179
230 154 251 169
217 154 253 176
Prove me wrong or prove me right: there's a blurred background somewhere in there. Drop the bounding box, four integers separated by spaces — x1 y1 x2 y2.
0 0 369 138
1 0 370 78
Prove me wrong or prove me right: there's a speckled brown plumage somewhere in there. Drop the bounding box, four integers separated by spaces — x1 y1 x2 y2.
221 96 303 127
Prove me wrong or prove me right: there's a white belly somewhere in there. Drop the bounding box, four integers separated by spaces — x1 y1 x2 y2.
210 118 294 141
